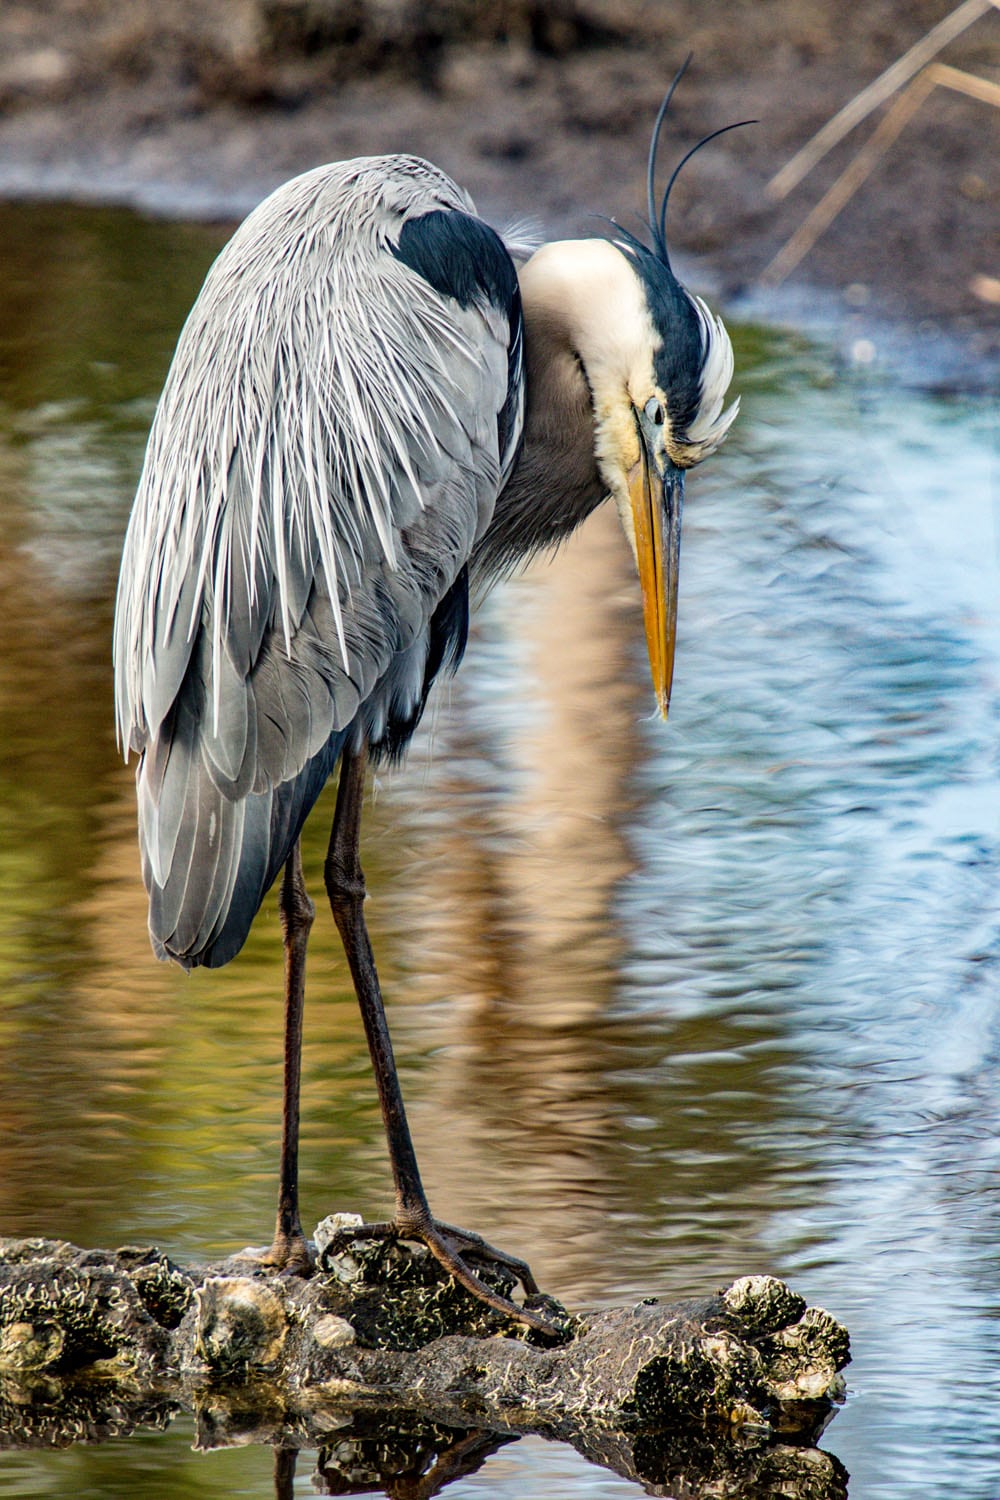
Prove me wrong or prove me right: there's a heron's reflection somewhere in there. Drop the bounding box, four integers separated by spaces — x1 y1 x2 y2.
378 505 648 1296
392 506 640 1010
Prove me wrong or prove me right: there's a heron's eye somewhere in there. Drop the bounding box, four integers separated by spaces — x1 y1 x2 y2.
644 398 665 427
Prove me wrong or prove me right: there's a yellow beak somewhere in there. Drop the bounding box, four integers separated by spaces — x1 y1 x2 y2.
627 441 683 719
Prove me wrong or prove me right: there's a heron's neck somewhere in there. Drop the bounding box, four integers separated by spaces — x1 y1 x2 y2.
475 240 615 580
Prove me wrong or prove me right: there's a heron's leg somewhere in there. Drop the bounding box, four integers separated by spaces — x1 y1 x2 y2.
325 744 557 1337
325 742 431 1226
263 840 315 1273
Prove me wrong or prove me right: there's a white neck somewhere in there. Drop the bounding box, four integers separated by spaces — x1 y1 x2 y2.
518 239 657 406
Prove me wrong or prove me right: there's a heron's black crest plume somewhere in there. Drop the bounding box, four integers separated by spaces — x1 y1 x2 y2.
645 57 756 271
646 55 693 266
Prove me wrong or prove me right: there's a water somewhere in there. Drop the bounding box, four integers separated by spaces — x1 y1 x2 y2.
0 202 998 1498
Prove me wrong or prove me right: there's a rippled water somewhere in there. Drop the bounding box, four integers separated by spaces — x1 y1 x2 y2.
0 202 998 1499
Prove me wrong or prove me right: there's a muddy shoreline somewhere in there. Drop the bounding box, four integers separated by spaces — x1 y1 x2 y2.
1 1 996 377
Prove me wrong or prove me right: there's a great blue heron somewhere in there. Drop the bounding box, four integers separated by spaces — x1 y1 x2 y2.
113 69 741 1335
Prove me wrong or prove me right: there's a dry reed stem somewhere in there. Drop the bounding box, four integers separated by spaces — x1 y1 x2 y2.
760 56 1000 287
766 0 998 201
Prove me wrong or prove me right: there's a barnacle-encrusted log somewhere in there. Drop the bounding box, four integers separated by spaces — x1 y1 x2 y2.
0 1224 850 1497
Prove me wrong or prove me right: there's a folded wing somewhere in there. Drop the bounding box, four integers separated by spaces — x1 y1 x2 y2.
113 155 524 967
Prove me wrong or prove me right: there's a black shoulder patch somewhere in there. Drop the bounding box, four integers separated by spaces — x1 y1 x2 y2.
394 208 525 480
393 209 519 315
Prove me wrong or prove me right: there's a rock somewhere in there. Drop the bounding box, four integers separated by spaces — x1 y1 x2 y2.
0 1230 850 1497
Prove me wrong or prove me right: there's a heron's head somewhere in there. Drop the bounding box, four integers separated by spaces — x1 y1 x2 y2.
519 227 738 717
518 69 742 716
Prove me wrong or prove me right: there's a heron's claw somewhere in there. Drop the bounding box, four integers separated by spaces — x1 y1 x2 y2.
320 1214 567 1341
432 1218 540 1295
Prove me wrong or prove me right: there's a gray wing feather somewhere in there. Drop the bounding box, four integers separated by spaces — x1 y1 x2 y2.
113 155 522 966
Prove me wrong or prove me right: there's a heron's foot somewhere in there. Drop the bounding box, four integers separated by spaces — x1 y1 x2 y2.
254 1228 316 1278
319 1211 568 1341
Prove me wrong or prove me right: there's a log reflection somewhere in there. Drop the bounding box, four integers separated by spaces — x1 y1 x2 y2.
313 1423 513 1498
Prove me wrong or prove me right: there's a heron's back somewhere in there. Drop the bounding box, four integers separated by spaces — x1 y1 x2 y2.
113 155 524 967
